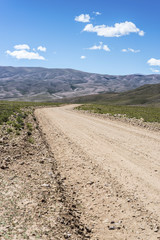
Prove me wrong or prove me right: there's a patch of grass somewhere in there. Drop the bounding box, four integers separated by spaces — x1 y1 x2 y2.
28 137 34 144
0 101 62 125
7 120 14 125
76 104 160 123
26 123 33 131
7 128 13 134
16 116 24 129
15 130 20 135
13 122 23 131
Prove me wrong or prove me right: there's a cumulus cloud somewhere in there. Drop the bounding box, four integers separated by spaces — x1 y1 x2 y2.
6 44 46 60
147 58 160 67
150 68 159 73
87 42 110 52
122 48 140 53
75 14 90 23
83 21 144 37
6 49 45 60
80 55 86 59
37 46 46 52
14 44 30 50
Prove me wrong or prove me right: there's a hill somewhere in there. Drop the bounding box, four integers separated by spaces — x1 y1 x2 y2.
0 66 160 101
67 84 160 106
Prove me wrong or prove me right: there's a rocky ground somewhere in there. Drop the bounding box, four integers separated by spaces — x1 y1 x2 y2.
0 109 91 240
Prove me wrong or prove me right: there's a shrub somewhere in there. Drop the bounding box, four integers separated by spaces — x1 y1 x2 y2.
28 137 34 144
7 128 13 134
16 130 20 135
26 123 33 131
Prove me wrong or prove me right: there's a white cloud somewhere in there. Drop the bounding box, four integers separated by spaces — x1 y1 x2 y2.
121 48 140 53
83 21 144 37
93 11 101 15
128 48 140 53
6 49 45 60
122 49 127 52
139 31 145 36
88 43 102 50
37 46 46 52
75 14 90 23
147 58 160 67
14 44 30 50
87 42 110 52
150 68 159 73
103 45 110 52
80 55 86 59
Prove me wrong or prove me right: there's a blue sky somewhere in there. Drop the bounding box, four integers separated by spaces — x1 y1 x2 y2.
0 0 160 75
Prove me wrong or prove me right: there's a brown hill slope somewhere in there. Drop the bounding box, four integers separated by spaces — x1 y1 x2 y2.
67 84 160 106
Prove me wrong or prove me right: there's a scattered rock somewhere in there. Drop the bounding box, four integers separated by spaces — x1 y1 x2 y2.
87 181 94 185
154 226 159 232
41 183 50 187
108 225 116 230
64 233 72 238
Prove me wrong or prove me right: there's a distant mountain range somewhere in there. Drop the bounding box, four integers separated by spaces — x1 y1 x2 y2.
0 66 160 101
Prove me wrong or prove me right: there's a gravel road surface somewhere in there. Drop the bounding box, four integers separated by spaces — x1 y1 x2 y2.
35 105 160 240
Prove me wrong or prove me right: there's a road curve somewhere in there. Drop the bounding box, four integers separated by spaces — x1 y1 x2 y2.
35 105 160 240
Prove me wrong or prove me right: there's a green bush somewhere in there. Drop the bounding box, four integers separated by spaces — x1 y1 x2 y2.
16 130 20 135
28 137 34 144
26 123 33 131
13 122 23 130
7 128 13 134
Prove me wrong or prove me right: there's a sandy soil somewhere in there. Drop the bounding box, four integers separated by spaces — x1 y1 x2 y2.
35 105 160 240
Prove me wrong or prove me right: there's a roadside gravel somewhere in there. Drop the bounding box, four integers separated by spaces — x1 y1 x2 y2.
0 109 91 240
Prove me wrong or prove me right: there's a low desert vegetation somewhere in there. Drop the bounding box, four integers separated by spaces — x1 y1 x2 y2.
0 101 61 125
76 104 160 123
0 101 62 143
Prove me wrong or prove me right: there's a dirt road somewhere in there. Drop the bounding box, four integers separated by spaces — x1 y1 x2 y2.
35 105 160 240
